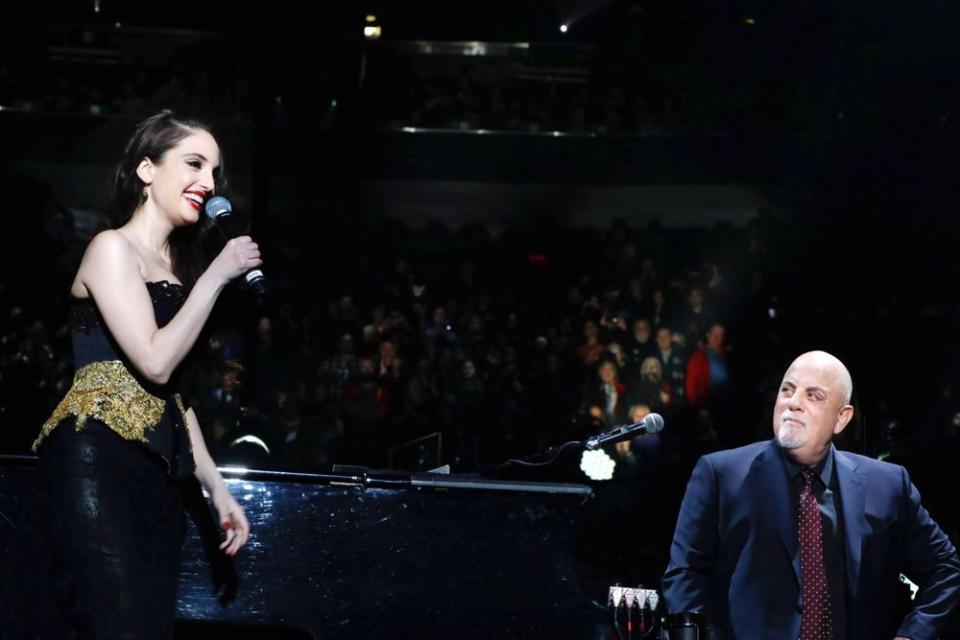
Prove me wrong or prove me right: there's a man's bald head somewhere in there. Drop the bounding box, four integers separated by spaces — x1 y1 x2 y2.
773 350 855 466
787 351 853 405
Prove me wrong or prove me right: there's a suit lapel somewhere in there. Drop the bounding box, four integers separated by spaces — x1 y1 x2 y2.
836 449 866 602
753 440 801 589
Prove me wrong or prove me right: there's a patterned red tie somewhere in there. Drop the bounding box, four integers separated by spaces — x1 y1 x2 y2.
798 468 833 640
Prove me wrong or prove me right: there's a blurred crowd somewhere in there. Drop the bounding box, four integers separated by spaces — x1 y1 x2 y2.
4 210 956 480
3 209 960 587
1 217 765 470
0 22 693 135
0 30 254 122
1 56 686 136
194 217 772 476
349 60 689 135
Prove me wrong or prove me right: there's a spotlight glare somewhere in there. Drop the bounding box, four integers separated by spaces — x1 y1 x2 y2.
580 448 616 481
221 467 251 476
899 574 919 600
365 14 377 23
559 23 569 33
364 25 382 39
230 435 271 455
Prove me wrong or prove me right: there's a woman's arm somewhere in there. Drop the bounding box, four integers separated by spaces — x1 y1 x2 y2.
76 230 260 384
184 406 250 555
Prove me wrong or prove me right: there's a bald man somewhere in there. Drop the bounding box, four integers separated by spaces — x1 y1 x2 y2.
662 351 960 639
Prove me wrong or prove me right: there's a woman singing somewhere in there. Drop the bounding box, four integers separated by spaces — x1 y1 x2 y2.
27 111 259 638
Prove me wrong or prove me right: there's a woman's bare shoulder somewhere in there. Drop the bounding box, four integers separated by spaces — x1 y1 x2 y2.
73 230 145 297
81 229 141 270
86 228 132 254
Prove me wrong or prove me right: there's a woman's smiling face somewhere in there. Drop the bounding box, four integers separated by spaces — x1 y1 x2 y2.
140 129 221 225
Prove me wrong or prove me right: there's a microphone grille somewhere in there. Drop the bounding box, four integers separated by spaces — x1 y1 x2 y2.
204 196 232 219
646 413 665 433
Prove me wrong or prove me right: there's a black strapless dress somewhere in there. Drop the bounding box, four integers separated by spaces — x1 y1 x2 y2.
17 281 197 639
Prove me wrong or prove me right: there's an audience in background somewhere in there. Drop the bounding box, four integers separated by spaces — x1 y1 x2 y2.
0 212 954 526
3 217 752 474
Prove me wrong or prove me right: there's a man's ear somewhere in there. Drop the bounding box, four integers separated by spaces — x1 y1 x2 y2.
834 404 854 435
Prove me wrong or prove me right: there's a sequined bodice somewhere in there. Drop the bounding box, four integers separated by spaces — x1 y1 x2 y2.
35 281 195 478
71 280 186 371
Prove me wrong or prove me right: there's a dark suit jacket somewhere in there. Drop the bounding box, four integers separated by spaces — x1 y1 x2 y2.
662 439 960 639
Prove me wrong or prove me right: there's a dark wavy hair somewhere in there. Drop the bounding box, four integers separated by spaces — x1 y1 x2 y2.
111 110 227 288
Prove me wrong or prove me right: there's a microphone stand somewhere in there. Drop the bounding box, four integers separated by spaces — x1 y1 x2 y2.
497 415 663 472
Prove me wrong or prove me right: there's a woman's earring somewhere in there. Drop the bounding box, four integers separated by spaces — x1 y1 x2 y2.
142 187 149 200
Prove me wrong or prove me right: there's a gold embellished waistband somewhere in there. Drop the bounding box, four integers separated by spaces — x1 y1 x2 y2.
33 360 188 452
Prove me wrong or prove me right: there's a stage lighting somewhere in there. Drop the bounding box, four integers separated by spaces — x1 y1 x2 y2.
364 25 382 39
559 24 569 33
899 574 919 599
230 434 271 455
580 448 616 481
365 14 377 23
744 17 756 25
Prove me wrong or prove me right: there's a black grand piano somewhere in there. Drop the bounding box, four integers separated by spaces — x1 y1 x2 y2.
0 455 616 639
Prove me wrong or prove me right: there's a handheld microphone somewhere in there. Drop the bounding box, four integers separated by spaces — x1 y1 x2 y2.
585 413 664 449
204 196 267 298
